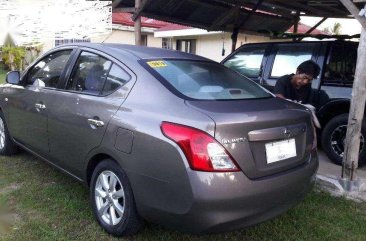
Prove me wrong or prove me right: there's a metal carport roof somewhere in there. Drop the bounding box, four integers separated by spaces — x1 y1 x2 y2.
113 0 365 36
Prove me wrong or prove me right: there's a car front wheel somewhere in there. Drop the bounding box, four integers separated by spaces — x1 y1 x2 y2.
0 111 18 155
321 114 366 166
90 159 143 236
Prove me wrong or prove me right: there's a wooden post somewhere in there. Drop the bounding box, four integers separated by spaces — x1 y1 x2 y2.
134 0 142 46
338 0 366 181
342 27 366 180
231 27 239 53
292 11 300 42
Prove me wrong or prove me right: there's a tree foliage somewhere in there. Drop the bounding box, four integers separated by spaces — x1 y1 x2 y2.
1 34 43 71
323 22 342 35
1 45 26 71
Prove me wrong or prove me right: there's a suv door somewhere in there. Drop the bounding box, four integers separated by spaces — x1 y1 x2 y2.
319 42 357 102
45 49 135 177
6 49 74 155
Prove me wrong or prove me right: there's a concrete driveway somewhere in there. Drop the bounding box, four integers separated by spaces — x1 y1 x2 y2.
318 149 366 179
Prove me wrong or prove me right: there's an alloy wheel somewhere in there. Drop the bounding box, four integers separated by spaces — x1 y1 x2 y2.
330 125 364 157
0 118 5 150
95 170 125 226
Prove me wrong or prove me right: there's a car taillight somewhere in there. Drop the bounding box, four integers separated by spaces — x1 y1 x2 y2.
161 122 240 172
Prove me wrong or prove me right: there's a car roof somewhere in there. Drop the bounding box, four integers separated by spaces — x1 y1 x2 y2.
55 43 209 61
233 40 358 47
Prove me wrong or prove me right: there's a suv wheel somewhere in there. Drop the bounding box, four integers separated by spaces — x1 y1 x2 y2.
321 114 366 166
90 159 143 236
0 112 18 155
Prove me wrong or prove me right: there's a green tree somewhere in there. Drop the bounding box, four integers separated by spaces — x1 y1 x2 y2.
323 22 342 35
1 34 26 71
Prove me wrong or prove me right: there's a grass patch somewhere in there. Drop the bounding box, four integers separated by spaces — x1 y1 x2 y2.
0 64 7 84
0 153 365 241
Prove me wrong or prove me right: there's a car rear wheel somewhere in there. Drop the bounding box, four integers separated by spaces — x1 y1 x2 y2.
321 114 366 166
90 159 143 236
0 112 18 155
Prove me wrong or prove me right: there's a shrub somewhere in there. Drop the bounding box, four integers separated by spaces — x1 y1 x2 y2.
1 45 26 71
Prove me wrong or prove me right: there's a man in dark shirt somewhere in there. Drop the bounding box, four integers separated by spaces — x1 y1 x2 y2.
274 60 320 104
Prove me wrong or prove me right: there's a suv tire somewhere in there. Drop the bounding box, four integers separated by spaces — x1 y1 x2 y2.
0 111 18 155
321 114 366 166
90 159 143 236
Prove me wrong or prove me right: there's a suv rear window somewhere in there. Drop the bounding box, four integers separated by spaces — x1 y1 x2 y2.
145 59 272 100
271 44 315 78
223 46 265 77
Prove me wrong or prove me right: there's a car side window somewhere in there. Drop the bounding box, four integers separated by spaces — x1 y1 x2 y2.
223 46 265 77
102 64 131 95
26 50 72 88
323 44 356 86
270 44 315 78
67 52 112 95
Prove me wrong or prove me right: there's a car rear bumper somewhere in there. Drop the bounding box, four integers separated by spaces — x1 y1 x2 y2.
140 150 318 233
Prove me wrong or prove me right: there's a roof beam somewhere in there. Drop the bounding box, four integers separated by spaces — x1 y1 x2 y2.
272 0 341 17
237 0 265 28
140 12 211 30
230 0 264 52
132 0 151 21
297 17 328 41
209 2 242 31
185 0 225 10
305 17 327 34
339 0 366 27
161 0 185 15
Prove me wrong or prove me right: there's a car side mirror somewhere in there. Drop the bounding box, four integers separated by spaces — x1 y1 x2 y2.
6 71 21 85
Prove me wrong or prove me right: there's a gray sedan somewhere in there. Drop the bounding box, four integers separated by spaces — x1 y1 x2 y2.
1 43 318 236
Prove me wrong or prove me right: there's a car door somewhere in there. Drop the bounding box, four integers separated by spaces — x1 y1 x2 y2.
6 49 74 156
45 49 134 177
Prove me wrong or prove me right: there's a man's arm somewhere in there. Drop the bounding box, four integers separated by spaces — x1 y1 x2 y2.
275 93 285 99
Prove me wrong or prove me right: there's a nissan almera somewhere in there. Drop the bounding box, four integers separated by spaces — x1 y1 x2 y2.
1 43 318 236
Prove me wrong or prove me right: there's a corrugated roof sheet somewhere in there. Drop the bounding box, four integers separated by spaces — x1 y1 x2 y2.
113 0 361 36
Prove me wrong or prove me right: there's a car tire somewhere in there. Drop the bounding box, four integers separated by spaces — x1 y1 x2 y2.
321 114 366 166
90 159 143 236
0 111 18 155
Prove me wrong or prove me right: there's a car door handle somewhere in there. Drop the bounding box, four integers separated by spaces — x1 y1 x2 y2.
87 118 104 128
35 103 46 110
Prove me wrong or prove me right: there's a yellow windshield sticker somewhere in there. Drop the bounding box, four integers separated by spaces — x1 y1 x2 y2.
147 60 167 68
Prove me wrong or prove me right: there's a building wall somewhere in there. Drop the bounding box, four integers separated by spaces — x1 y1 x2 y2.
191 33 273 62
147 34 162 48
104 30 136 45
103 29 162 48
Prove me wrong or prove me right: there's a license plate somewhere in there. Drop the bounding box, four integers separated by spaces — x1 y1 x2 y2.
265 138 296 164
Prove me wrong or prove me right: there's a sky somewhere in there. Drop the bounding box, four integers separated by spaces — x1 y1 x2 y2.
0 0 111 46
301 16 362 35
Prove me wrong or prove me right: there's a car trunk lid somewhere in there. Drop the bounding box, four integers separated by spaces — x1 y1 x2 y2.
186 98 314 179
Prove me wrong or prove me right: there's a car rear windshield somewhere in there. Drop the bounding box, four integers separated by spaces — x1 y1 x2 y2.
144 59 272 100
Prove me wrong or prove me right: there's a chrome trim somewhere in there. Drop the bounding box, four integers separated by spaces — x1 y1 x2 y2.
88 119 105 127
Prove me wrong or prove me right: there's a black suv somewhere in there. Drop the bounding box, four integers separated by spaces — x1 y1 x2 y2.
222 40 365 166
